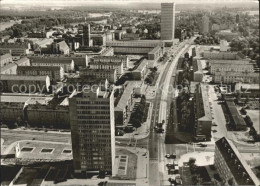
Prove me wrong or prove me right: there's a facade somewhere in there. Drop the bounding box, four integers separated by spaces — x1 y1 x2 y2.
194 83 212 141
51 41 70 55
224 101 247 131
131 59 148 80
106 40 164 54
69 87 115 175
200 15 209 34
79 68 117 83
1 57 30 75
209 62 254 75
148 46 163 60
215 137 260 185
91 34 106 46
161 3 176 40
91 55 129 69
17 66 64 82
28 54 88 69
30 56 75 72
82 24 91 47
89 58 124 78
213 71 259 84
192 58 204 82
0 53 12 67
0 43 30 56
203 51 244 60
0 75 50 93
114 82 135 127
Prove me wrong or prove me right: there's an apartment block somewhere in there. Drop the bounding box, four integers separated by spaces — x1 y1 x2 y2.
194 83 212 141
69 86 115 175
91 55 129 69
215 137 260 185
79 68 117 83
0 43 31 56
213 71 259 84
17 66 64 82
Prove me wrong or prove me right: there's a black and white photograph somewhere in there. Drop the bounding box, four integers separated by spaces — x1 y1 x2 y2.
0 0 259 185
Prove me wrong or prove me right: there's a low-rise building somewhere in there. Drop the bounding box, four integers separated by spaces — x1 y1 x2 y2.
17 66 64 82
0 53 13 67
214 137 260 185
28 54 88 70
209 62 254 75
0 43 31 56
131 59 148 80
79 68 117 83
148 46 163 60
91 55 129 69
194 83 212 141
0 75 50 93
114 82 135 127
203 51 244 60
89 57 124 78
235 83 260 98
213 71 259 84
224 101 247 131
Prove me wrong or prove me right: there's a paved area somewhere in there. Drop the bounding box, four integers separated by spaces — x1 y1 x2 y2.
247 110 260 133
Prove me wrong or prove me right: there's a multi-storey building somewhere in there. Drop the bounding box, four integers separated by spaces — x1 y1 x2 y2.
148 45 163 60
79 68 117 83
89 58 124 78
215 137 260 185
114 82 135 127
17 66 64 82
91 55 129 69
0 43 31 56
209 62 254 75
82 24 91 47
161 3 176 40
0 75 50 93
131 59 148 80
28 54 88 70
1 57 30 75
213 71 259 84
203 51 244 60
194 83 212 141
51 41 70 55
200 15 209 34
69 86 115 175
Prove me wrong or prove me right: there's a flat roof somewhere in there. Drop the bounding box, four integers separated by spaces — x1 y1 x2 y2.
0 74 48 81
199 83 212 121
134 59 147 72
115 82 134 111
209 60 250 65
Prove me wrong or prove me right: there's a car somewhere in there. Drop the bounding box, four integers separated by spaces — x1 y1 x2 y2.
200 144 207 147
175 177 182 185
165 154 177 159
212 123 218 126
168 177 175 183
165 154 171 158
166 163 174 168
212 130 217 133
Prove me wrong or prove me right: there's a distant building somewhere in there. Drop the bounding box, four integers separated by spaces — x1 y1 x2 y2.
90 55 129 69
69 86 115 175
215 31 240 42
224 101 247 131
215 137 260 185
17 66 64 82
51 41 70 55
28 54 88 69
161 3 176 40
82 24 91 47
0 53 12 67
0 43 31 56
121 33 140 41
79 68 117 83
194 83 212 141
0 75 50 93
203 51 244 60
213 71 259 84
200 15 209 34
209 60 254 75
28 31 46 38
89 56 124 78
220 40 230 52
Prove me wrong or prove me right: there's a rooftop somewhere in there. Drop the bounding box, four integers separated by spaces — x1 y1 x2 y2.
25 97 53 105
0 42 30 48
209 60 251 65
115 82 134 111
148 45 161 54
198 83 212 121
15 57 30 65
215 137 260 185
0 53 12 61
0 74 48 81
225 101 247 127
134 59 148 72
17 65 61 71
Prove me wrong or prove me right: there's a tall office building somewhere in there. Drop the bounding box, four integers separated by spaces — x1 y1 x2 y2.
82 24 90 47
69 85 115 175
161 3 176 40
200 15 209 34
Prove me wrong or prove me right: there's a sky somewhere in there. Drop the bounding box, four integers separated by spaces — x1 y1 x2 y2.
1 0 258 5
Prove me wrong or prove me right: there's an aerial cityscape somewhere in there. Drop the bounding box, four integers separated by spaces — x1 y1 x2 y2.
0 0 259 185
